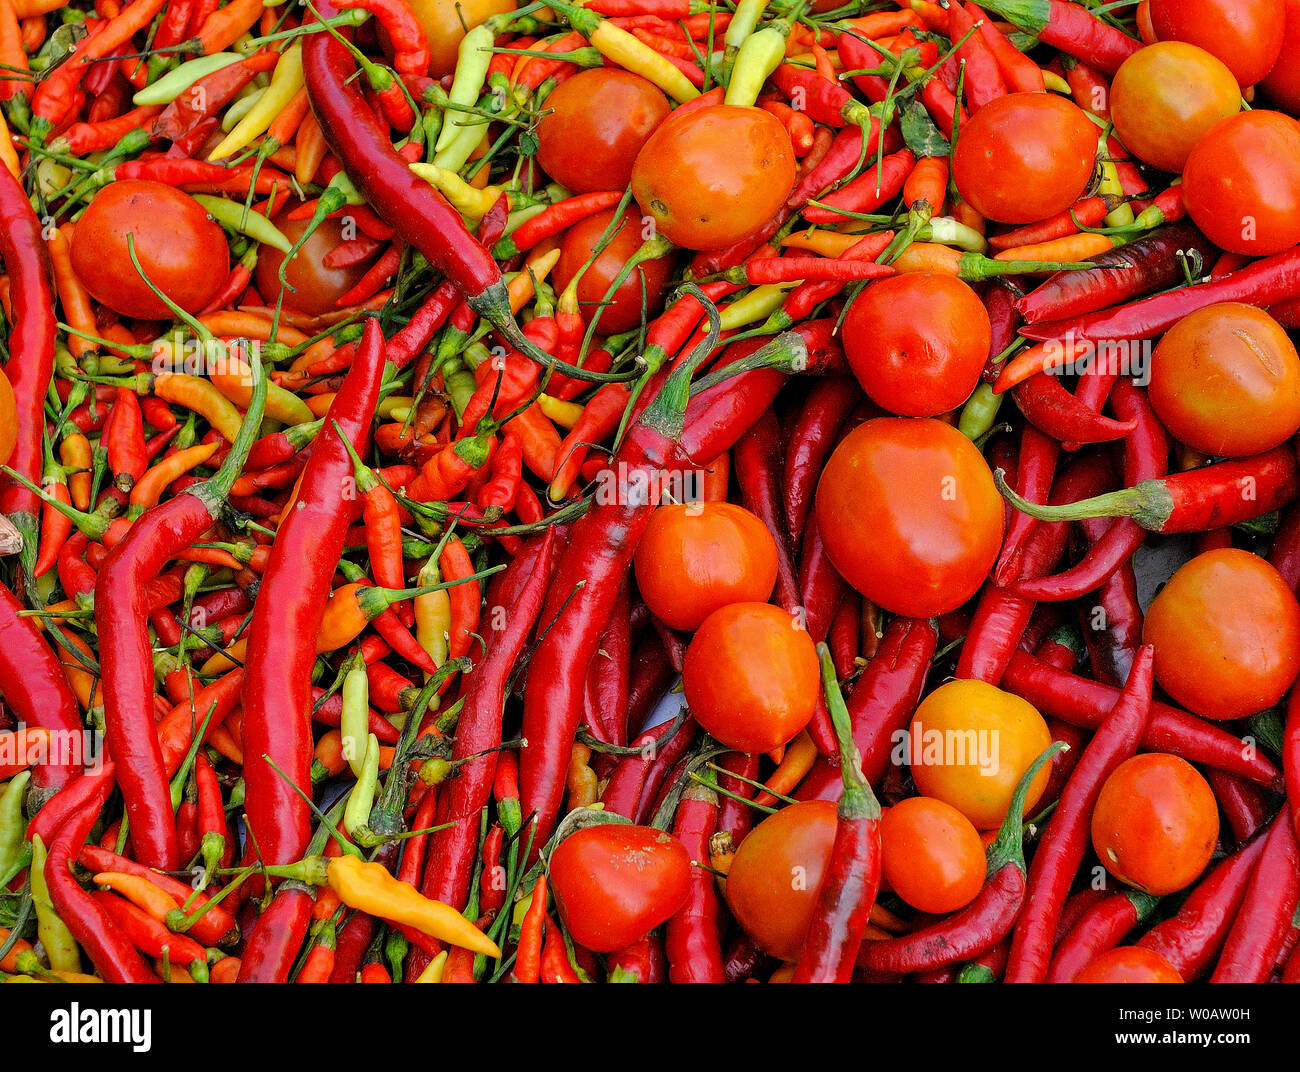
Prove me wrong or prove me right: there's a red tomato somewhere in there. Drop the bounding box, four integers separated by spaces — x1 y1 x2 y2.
551 208 674 335
1148 303 1300 456
682 602 819 753
70 180 229 319
815 418 1003 618
255 208 381 316
951 93 1097 224
1091 754 1219 896
1074 946 1184 983
1149 0 1285 87
1181 110 1300 256
1142 548 1300 720
1110 42 1241 172
726 799 838 961
1260 0 1300 114
536 69 671 194
842 274 990 417
634 503 778 631
631 105 796 250
548 824 691 953
879 797 986 913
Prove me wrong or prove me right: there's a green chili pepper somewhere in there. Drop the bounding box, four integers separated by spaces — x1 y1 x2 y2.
133 52 245 107
30 836 82 973
191 194 293 253
343 733 381 841
340 655 370 779
0 772 31 885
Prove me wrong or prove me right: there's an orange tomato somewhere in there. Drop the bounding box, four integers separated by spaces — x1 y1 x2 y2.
1074 946 1184 983
403 0 515 78
879 797 986 914
1148 0 1284 87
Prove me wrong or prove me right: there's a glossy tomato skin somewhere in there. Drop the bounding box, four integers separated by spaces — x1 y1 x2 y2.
551 208 674 334
1074 946 1184 983
1142 548 1300 720
879 796 986 913
842 274 990 417
908 679 1052 830
1261 0 1300 114
537 69 671 193
951 93 1097 224
815 418 1003 617
634 503 778 631
1091 754 1219 896
255 208 380 316
405 0 515 77
682 602 819 753
1110 42 1241 172
71 180 229 319
631 105 795 250
1148 303 1300 456
1182 110 1300 256
726 799 838 961
1149 0 1285 87
548 824 691 953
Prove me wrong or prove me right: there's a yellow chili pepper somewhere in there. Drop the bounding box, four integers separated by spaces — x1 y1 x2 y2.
414 557 451 674
781 229 864 257
507 247 562 313
408 163 505 221
416 950 448 982
208 42 304 161
0 107 19 179
719 283 797 329
209 355 315 426
536 393 583 429
554 0 699 103
30 836 82 973
153 373 245 443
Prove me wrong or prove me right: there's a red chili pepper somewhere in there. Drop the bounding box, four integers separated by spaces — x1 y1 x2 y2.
732 407 802 613
237 885 315 982
1045 888 1161 982
665 782 724 982
1010 373 1138 447
514 875 548 984
802 148 917 225
993 424 1060 586
945 0 1006 109
979 0 1140 73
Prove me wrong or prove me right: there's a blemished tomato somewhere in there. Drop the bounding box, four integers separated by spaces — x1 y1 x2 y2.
404 0 515 78
908 679 1052 830
551 208 674 334
879 797 985 914
0 369 15 467
842 274 990 417
1149 0 1285 87
1110 42 1241 172
950 93 1097 224
70 180 229 319
1182 110 1300 256
815 418 1003 618
1142 548 1300 720
548 824 692 953
1074 946 1184 983
726 799 838 961
255 208 381 317
1091 753 1219 896
631 105 796 250
1260 0 1300 115
536 69 671 194
634 503 778 631
682 602 819 753
1148 303 1300 456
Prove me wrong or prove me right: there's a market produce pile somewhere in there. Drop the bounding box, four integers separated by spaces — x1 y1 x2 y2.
2 0 1300 985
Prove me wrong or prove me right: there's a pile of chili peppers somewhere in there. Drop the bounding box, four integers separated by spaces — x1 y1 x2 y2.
0 0 1298 986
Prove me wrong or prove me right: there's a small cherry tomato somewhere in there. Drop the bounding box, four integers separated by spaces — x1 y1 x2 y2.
1181 110 1300 256
682 602 819 754
537 69 671 194
1149 0 1284 87
634 503 778 631
1142 548 1300 720
879 796 986 914
908 679 1052 830
726 799 838 961
631 104 796 250
548 823 692 953
255 208 381 316
1091 753 1219 896
815 418 1004 618
71 180 229 319
951 93 1097 224
1148 303 1300 457
1074 946 1184 983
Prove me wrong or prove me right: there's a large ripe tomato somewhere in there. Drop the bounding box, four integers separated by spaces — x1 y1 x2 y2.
536 69 671 194
1260 0 1300 114
1074 947 1184 983
950 93 1097 224
908 679 1052 830
815 418 1003 618
403 0 515 78
255 208 381 316
551 208 674 334
1110 42 1241 172
1091 754 1219 896
1142 548 1300 720
726 799 838 961
879 796 986 914
1149 0 1285 87
1148 303 1300 456
634 503 778 631
548 823 691 953
70 180 229 319
682 602 819 753
0 370 15 467
1181 110 1300 256
842 274 990 417
631 105 796 250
